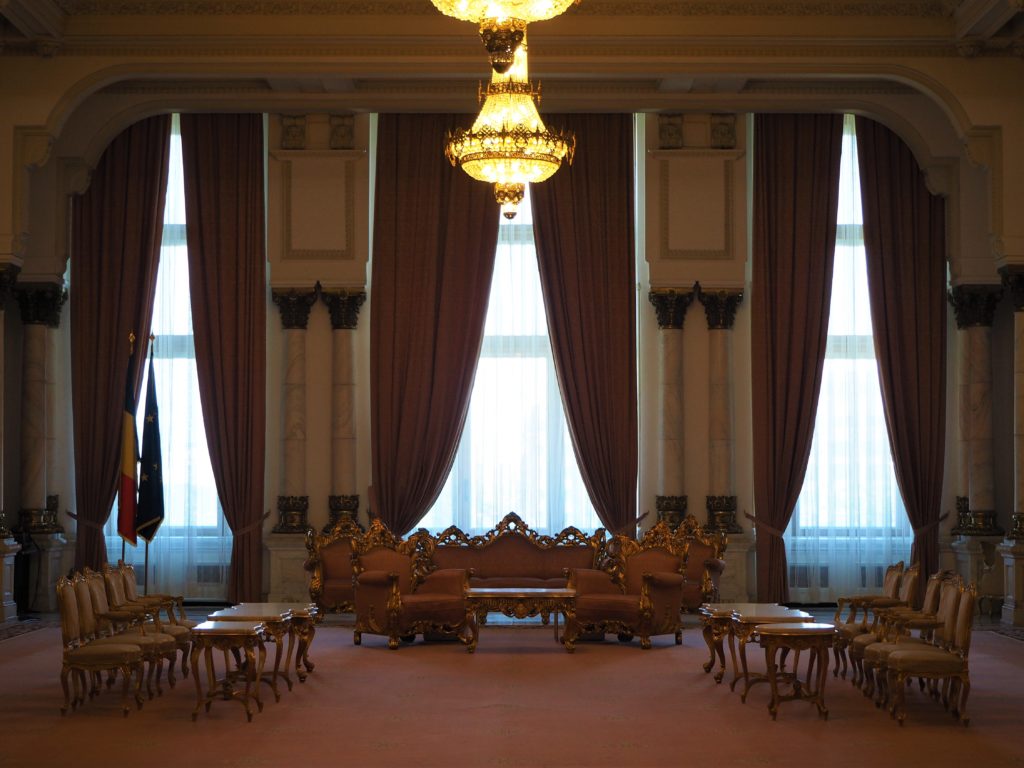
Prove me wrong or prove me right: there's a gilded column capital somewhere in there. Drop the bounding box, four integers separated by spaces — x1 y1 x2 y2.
947 284 1002 329
999 266 1024 311
695 282 743 330
655 495 688 530
326 494 361 532
320 289 367 330
0 263 21 306
706 495 742 533
273 495 310 533
272 288 318 330
648 289 695 330
15 282 66 327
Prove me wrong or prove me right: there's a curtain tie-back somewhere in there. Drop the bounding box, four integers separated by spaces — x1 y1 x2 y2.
65 511 106 532
912 512 949 538
233 509 272 537
743 512 786 539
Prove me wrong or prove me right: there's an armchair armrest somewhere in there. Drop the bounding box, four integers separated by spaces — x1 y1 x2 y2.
356 570 399 589
569 568 623 595
703 558 726 578
418 568 469 596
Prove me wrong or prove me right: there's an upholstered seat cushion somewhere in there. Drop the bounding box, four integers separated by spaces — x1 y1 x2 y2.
67 643 144 666
575 594 641 625
863 638 929 663
118 629 178 653
468 576 568 589
401 594 466 625
887 647 966 675
837 623 870 640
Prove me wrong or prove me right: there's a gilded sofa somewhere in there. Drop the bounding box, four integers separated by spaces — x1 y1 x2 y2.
675 515 728 611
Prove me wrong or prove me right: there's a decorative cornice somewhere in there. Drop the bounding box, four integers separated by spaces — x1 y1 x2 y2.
648 289 696 330
272 287 318 329
320 289 366 330
695 282 744 329
948 284 1003 328
999 266 1024 312
15 282 67 327
53 1 955 17
0 264 22 306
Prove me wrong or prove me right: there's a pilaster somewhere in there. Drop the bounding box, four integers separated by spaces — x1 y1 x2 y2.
648 288 694 519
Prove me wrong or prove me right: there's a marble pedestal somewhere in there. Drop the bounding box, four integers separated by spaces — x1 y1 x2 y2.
265 532 311 603
952 535 1004 612
0 537 21 622
718 532 754 602
998 539 1024 626
27 533 67 613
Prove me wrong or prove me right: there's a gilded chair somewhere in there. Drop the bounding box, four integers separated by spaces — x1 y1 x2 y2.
56 575 145 716
305 514 364 613
887 582 977 726
848 563 920 687
832 560 904 678
562 522 686 650
861 574 963 708
84 568 178 699
351 520 472 649
675 515 727 611
115 561 194 677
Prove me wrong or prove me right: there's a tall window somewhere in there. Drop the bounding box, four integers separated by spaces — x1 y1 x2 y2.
785 115 912 602
419 189 600 535
104 115 230 599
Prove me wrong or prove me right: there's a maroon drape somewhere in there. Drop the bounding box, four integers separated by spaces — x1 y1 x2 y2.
70 115 171 570
530 114 637 536
856 116 947 596
370 114 500 535
180 114 266 602
751 113 843 602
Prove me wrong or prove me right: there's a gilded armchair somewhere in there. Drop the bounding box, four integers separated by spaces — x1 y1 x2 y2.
351 520 472 650
562 522 686 651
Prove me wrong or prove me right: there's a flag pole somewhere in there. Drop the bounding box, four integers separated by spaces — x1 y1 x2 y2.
144 540 150 595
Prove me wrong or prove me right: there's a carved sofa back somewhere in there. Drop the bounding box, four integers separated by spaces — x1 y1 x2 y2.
675 515 727 609
427 512 606 589
305 516 365 613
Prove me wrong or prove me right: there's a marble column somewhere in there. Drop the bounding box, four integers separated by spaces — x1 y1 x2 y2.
648 289 695 529
948 285 1003 536
997 268 1024 625
0 265 20 622
14 283 67 612
271 288 318 533
696 283 744 533
321 289 366 531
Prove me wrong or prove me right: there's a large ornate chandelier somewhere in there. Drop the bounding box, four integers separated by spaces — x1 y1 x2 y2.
430 1 581 71
445 36 575 219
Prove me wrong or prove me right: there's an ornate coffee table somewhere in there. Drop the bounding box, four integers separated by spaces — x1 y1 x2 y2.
757 622 836 720
698 602 778 683
729 605 813 701
189 620 267 722
464 587 576 653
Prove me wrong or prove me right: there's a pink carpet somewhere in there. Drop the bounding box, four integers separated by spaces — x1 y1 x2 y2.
2 623 1022 768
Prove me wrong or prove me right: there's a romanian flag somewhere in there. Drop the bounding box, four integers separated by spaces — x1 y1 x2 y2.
136 347 164 542
118 349 139 546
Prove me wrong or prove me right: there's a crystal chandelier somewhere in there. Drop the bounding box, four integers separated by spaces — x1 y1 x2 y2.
445 35 575 219
430 1 580 72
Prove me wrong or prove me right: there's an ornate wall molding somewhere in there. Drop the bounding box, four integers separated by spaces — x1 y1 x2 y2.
273 150 358 262
14 282 66 327
280 115 306 149
948 284 1003 328
320 288 366 330
656 150 740 261
648 289 695 330
271 287 318 329
695 282 744 329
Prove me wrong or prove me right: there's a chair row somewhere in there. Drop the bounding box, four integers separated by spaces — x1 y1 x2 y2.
55 562 197 717
843 568 976 726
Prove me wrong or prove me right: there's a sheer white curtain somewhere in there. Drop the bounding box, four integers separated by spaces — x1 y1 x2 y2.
419 188 600 535
104 115 231 599
785 115 913 603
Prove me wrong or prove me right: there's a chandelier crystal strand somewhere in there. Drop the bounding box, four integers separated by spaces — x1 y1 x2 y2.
445 34 575 219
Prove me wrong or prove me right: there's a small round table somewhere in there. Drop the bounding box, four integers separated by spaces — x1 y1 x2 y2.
756 622 836 721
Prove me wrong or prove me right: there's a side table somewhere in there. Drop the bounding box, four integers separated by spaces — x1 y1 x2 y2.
189 621 267 722
756 622 836 720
